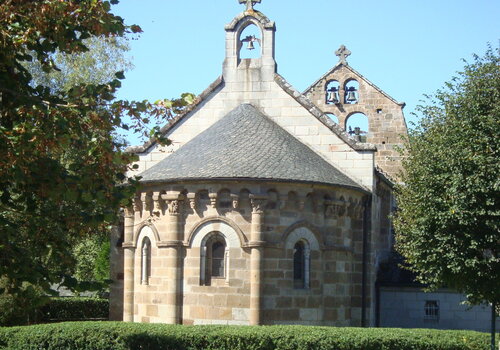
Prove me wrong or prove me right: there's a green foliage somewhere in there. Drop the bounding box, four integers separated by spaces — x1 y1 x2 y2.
0 278 47 326
39 297 109 322
93 240 110 282
0 323 491 350
24 36 133 94
393 45 500 306
0 0 193 303
72 232 110 284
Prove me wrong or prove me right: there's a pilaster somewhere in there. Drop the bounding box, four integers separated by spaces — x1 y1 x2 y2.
122 205 135 322
249 194 267 325
161 191 185 324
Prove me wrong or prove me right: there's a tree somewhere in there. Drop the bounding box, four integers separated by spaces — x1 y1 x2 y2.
24 36 133 94
393 46 500 308
0 0 193 307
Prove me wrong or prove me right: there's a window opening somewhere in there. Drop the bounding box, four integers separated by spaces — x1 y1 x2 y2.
325 80 340 104
424 300 439 321
293 241 310 289
201 234 228 285
211 241 225 277
344 80 359 104
346 112 368 142
239 24 261 59
141 237 151 285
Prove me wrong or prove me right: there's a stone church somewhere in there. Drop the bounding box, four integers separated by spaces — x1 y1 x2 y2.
109 0 408 326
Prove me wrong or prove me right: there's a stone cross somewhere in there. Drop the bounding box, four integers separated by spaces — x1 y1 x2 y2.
335 45 351 65
239 0 261 11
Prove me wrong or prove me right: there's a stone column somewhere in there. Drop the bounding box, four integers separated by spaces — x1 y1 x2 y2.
161 192 185 324
249 195 267 325
122 204 136 322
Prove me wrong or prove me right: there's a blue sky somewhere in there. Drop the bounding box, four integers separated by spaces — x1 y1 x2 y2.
113 0 500 146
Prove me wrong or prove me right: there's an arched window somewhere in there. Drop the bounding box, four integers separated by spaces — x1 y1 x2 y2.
293 240 310 289
201 233 228 285
141 237 151 285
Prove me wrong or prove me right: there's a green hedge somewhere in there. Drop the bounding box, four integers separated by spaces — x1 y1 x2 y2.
0 322 491 350
39 297 109 322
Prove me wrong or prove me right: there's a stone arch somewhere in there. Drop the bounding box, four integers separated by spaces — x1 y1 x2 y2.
234 17 263 59
345 112 369 142
282 221 321 250
325 80 340 104
133 222 160 248
187 217 247 249
238 22 262 59
343 78 359 104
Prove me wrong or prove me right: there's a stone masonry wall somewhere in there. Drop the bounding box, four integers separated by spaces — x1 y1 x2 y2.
116 181 369 326
305 65 408 180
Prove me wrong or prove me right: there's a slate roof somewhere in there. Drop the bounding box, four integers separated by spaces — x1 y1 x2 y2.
139 104 363 191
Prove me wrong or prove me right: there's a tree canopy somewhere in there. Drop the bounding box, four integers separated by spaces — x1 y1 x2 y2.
393 46 500 306
24 35 133 94
0 0 193 299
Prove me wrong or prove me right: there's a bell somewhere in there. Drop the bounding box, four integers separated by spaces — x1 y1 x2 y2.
346 88 357 103
246 40 255 50
326 88 339 103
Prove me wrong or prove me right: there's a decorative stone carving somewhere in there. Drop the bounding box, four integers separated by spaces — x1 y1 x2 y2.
231 194 239 209
354 203 364 220
333 198 346 217
140 193 151 214
279 195 288 210
133 196 141 213
324 199 335 218
209 193 217 208
152 192 163 216
250 195 267 214
124 205 134 218
187 193 197 209
168 200 180 215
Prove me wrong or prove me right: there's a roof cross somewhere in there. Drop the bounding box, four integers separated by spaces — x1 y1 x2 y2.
239 0 261 11
335 45 351 65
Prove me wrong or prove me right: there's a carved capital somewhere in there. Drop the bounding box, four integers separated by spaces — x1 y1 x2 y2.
168 199 181 215
250 195 267 214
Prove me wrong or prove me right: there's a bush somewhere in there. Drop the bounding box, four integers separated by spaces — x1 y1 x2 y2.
39 297 109 322
0 322 491 350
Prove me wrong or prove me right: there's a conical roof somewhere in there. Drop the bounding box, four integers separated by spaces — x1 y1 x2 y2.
139 104 362 190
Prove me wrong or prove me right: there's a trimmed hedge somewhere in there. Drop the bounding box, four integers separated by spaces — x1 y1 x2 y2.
0 322 491 350
39 297 109 322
